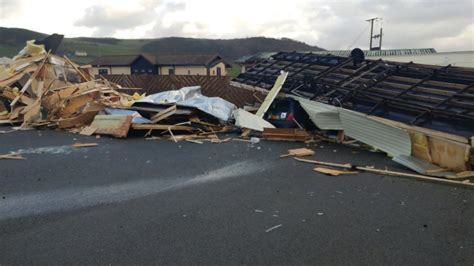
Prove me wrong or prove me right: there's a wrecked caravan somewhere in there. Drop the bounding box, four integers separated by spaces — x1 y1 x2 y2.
232 49 474 178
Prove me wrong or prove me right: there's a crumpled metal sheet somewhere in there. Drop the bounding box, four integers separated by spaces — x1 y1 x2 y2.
137 86 236 121
393 154 457 178
340 109 412 157
290 96 343 130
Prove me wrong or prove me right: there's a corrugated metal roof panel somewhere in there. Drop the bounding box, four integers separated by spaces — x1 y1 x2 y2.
340 109 411 157
313 48 437 57
291 96 343 130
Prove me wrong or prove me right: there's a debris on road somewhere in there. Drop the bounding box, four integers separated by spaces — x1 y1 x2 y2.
0 36 237 142
0 153 25 160
263 128 309 142
313 167 358 176
72 143 99 148
280 148 315 158
1 36 473 188
265 224 283 233
294 156 474 189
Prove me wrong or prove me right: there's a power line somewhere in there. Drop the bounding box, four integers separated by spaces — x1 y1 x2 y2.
346 23 370 50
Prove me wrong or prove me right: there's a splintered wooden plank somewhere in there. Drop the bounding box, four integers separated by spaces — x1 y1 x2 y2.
132 123 196 131
151 105 176 123
57 110 99 129
293 157 353 169
313 167 358 176
90 115 133 138
2 89 36 106
21 99 41 127
60 95 94 118
241 71 288 137
263 128 308 141
72 143 99 148
11 52 50 107
63 56 91 82
0 153 26 160
280 148 315 158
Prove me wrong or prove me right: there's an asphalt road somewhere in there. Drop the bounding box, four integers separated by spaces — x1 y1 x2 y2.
0 127 473 265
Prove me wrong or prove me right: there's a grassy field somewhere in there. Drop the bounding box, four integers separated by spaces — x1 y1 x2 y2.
0 37 151 63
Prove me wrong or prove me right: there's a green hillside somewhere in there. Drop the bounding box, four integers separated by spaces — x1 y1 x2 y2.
0 27 324 64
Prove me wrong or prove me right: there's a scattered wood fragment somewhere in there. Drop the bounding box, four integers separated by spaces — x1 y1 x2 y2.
79 126 97 136
294 157 474 189
90 115 132 138
72 143 99 148
132 123 195 131
168 121 192 143
186 139 204 144
294 157 354 169
280 148 315 158
0 153 25 160
263 128 308 142
150 105 176 123
356 166 474 189
313 167 358 176
232 138 252 143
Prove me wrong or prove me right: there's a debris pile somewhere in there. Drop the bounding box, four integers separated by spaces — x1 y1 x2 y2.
1 36 472 188
0 50 137 129
0 37 235 141
128 86 236 142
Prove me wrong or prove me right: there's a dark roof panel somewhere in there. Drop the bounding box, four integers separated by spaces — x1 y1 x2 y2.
91 54 227 67
91 55 141 66
155 54 222 66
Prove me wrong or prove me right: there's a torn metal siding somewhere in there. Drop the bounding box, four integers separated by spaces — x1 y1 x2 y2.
393 155 457 178
340 109 411 157
290 96 343 130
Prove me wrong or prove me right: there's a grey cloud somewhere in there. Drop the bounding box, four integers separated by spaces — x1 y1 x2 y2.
299 0 473 51
0 0 21 18
150 21 210 38
73 0 472 51
147 2 196 37
165 2 186 12
74 0 162 36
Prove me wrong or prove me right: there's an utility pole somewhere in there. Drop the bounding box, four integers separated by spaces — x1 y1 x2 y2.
366 17 383 50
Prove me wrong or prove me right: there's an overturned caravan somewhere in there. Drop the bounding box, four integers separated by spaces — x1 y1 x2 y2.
232 49 474 175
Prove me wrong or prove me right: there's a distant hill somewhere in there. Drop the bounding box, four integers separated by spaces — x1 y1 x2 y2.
141 37 324 61
0 27 324 64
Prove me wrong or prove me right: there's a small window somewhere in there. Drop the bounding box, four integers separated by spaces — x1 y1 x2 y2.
134 69 138 73
141 69 145 73
188 70 191 75
169 69 175 75
148 69 152 73
98 69 109 75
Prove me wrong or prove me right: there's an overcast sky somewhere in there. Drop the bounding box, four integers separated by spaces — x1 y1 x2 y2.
1 0 473 51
